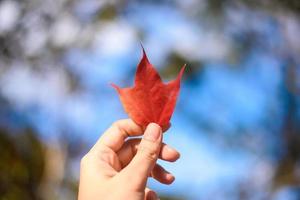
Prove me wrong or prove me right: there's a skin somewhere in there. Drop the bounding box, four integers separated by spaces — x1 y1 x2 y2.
78 119 180 200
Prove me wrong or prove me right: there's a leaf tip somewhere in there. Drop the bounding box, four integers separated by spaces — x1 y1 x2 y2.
178 64 186 79
111 83 121 92
139 43 150 64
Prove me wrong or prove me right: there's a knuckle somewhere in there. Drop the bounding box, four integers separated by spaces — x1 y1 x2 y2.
139 145 158 162
98 148 115 163
112 120 124 132
112 120 128 138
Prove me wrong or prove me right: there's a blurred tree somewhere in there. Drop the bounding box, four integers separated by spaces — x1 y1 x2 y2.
0 127 45 200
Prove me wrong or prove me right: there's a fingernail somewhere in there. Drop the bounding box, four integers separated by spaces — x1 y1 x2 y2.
165 146 181 159
144 123 161 141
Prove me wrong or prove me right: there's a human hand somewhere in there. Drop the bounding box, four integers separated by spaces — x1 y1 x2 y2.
78 119 180 200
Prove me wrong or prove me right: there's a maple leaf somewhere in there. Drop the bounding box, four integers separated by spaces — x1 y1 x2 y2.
111 47 185 129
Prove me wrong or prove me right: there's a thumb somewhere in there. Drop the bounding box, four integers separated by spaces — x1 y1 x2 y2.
121 123 162 189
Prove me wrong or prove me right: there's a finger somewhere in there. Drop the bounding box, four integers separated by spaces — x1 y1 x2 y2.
145 187 158 200
158 142 180 162
120 123 162 189
151 164 175 185
117 139 180 168
92 119 143 152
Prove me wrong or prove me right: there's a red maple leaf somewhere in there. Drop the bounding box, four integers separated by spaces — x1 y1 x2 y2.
112 48 185 129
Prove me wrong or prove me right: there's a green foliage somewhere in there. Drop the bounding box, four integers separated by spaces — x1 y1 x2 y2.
0 128 45 200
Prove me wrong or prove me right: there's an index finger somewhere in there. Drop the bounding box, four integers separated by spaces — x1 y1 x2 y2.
92 119 144 152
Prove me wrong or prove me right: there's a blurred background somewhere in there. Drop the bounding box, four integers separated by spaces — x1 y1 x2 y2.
0 0 300 199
